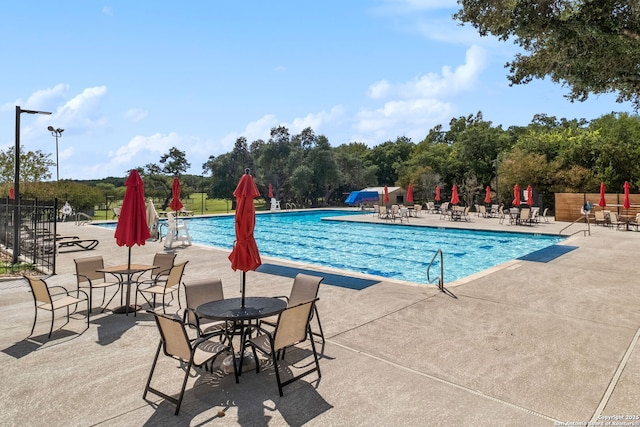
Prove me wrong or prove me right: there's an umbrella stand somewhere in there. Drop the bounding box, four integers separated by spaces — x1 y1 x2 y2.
241 271 246 307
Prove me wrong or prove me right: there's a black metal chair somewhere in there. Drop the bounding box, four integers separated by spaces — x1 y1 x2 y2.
144 311 236 415
244 300 321 397
24 275 89 338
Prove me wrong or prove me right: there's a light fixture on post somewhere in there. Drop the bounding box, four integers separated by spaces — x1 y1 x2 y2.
47 126 64 182
13 106 52 264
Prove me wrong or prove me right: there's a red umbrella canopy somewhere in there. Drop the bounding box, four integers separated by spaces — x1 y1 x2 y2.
598 182 606 207
383 185 389 204
268 183 273 199
513 184 521 207
9 188 14 199
435 186 441 202
624 181 631 209
228 172 262 272
526 185 533 206
406 184 413 203
451 184 459 205
484 186 491 204
169 177 184 211
115 170 151 248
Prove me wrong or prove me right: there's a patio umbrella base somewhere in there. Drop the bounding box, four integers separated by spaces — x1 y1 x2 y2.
221 351 256 374
112 304 142 314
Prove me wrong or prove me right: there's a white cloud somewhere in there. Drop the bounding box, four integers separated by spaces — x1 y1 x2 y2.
288 105 347 134
109 132 185 166
102 6 113 16
367 45 487 99
52 86 109 129
124 108 148 122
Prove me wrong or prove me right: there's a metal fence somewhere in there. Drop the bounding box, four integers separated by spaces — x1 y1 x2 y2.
0 197 58 275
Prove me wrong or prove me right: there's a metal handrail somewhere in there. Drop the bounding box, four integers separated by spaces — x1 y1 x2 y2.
427 248 444 291
285 202 297 210
74 212 93 226
558 212 590 236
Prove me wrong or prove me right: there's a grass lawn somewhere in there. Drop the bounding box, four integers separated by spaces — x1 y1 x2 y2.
91 194 269 220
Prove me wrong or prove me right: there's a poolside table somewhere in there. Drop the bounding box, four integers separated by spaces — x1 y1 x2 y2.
196 297 287 379
98 264 157 315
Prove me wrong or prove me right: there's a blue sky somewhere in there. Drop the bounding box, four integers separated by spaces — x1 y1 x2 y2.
0 1 633 180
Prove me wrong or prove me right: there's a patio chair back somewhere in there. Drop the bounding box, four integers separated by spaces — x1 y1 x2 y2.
288 273 322 306
166 261 188 290
154 312 192 361
150 252 176 280
27 275 53 306
183 278 224 328
75 256 106 284
273 300 316 352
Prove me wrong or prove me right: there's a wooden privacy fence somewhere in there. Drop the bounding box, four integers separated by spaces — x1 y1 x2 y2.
554 193 640 222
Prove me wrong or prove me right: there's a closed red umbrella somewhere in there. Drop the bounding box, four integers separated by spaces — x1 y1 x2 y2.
9 188 14 199
435 186 441 202
451 184 459 205
512 184 521 207
484 186 491 204
406 184 413 204
624 181 630 209
268 183 273 199
526 185 533 206
228 170 262 307
169 177 183 211
114 170 151 269
383 185 389 204
598 182 606 207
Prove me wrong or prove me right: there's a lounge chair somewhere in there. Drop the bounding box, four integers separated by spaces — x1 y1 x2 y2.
243 300 321 397
57 236 99 252
178 207 194 216
112 207 121 219
144 311 235 415
24 275 90 338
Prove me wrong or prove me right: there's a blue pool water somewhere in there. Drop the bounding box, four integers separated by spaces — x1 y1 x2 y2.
100 210 564 284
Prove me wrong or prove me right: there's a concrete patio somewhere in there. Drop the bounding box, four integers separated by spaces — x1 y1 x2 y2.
1 210 639 426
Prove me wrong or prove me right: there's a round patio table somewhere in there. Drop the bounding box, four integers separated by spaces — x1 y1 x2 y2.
196 297 287 377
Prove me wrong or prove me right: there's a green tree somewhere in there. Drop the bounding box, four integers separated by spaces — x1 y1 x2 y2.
454 0 640 108
366 137 414 186
0 147 55 183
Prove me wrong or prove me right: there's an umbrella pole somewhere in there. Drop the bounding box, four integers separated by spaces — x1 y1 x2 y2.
241 271 246 307
127 246 132 270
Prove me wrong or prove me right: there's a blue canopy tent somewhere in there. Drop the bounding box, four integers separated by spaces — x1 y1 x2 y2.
344 191 380 206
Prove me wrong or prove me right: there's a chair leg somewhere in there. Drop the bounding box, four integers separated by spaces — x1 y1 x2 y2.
312 306 325 343
48 310 54 338
271 347 284 397
143 341 162 400
30 306 38 337
175 359 194 415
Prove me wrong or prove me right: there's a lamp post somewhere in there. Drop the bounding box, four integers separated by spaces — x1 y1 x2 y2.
13 106 52 264
47 126 64 182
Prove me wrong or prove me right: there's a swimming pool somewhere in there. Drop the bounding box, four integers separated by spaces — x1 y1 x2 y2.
101 210 564 284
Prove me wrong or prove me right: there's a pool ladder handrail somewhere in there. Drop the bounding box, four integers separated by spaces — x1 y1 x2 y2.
426 248 444 292
285 202 297 210
558 211 590 236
